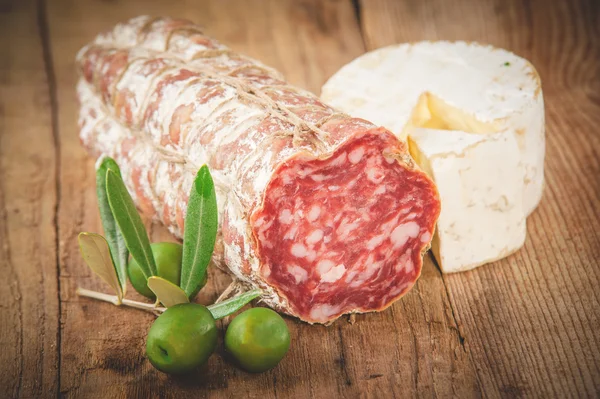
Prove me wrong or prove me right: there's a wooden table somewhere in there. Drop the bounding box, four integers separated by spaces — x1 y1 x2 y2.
1 0 598 397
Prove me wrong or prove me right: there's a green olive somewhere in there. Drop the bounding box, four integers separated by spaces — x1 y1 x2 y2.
224 307 291 373
127 242 207 299
146 303 217 374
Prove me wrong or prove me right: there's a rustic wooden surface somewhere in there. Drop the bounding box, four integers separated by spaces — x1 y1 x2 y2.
0 0 598 397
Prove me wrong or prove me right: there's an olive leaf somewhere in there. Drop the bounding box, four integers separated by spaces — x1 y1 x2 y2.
78 232 123 303
147 277 190 308
207 289 261 320
106 169 157 278
180 165 218 298
96 157 129 295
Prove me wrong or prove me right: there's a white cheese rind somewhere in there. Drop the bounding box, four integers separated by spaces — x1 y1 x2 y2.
408 128 526 272
321 41 545 216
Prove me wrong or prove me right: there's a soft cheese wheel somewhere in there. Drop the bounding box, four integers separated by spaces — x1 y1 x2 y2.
321 41 544 272
321 41 545 216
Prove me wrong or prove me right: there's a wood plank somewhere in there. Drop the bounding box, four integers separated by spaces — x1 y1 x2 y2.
46 0 479 397
357 0 600 397
0 0 60 397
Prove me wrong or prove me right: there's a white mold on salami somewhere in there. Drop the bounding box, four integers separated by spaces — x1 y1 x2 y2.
76 16 441 324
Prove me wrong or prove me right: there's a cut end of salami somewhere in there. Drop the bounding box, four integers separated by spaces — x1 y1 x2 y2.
76 16 441 324
251 128 439 323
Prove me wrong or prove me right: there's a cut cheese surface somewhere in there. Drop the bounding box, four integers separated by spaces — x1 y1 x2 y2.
408 92 499 135
321 41 544 273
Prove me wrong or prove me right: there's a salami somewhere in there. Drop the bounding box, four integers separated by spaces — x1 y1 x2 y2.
76 16 441 324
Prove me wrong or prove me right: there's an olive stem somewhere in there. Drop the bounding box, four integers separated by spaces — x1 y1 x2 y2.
76 287 166 315
214 280 240 304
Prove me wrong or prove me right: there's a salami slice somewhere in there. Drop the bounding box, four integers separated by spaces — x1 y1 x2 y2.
76 16 440 324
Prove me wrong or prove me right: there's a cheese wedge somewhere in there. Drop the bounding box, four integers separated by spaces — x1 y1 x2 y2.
408 128 526 271
321 41 545 272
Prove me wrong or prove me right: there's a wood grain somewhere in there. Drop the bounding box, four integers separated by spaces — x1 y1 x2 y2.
0 0 59 397
358 0 600 397
1 0 598 397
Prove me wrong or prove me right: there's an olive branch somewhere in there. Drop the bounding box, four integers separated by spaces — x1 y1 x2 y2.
76 156 260 319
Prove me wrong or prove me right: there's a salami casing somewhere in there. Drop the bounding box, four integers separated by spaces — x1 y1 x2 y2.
77 16 441 324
